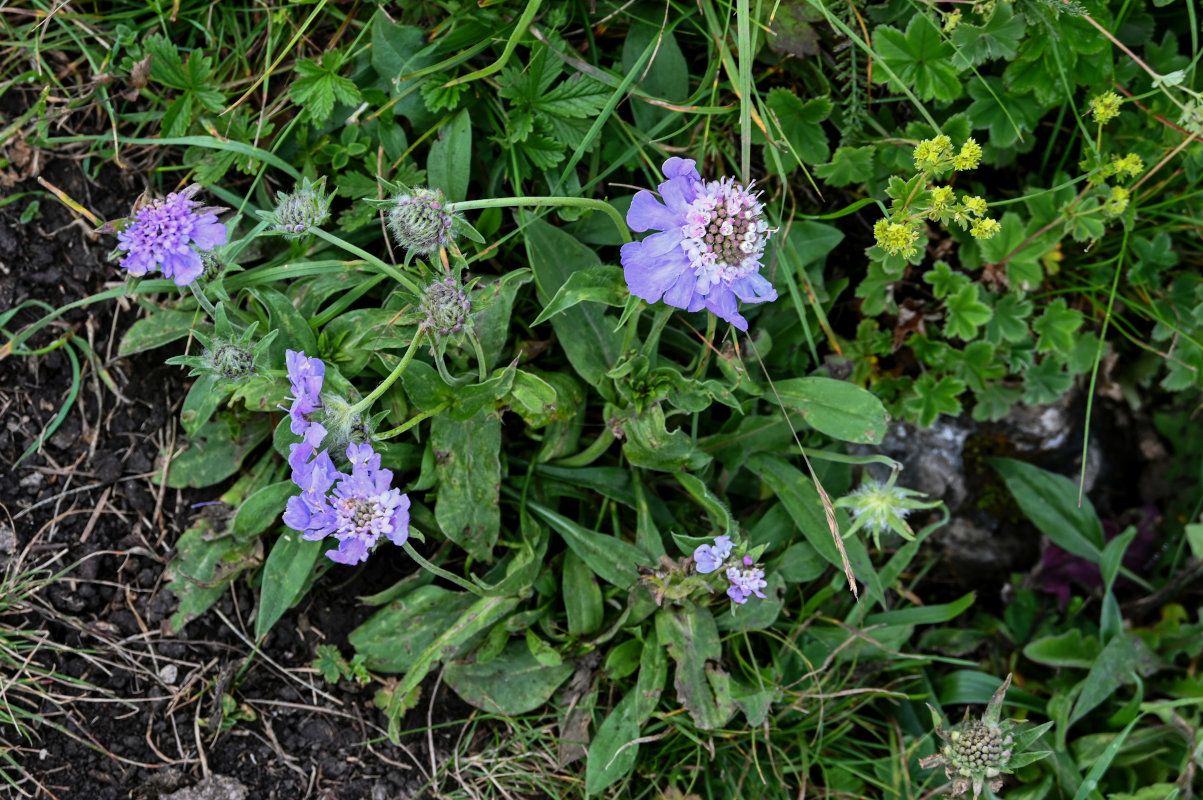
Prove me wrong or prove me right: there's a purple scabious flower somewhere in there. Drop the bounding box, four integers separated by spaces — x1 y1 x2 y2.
285 442 411 565
281 351 411 566
693 534 734 574
284 350 326 436
116 186 227 286
621 158 777 331
725 556 768 604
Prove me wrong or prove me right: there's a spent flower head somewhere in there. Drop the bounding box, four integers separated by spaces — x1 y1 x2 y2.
621 157 777 331
112 184 228 286
388 187 456 254
268 176 332 239
920 675 1053 800
1089 91 1124 125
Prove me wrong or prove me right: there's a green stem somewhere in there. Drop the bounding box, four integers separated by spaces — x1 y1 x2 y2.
402 540 484 595
377 401 449 440
348 329 424 417
451 196 631 244
552 428 616 468
691 312 718 380
312 227 422 295
467 328 489 382
188 282 217 319
640 306 674 360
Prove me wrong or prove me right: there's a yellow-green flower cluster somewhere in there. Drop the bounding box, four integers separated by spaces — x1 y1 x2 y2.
928 186 956 217
1103 185 1130 217
970 218 1001 239
874 219 921 258
943 8 962 32
1089 91 1123 125
1112 153 1144 178
912 136 983 174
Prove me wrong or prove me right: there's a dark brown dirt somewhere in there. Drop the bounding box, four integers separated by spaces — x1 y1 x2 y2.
0 150 476 800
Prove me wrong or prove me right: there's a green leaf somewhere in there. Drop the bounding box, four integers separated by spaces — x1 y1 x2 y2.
1023 356 1073 405
532 265 628 325
255 530 323 639
165 414 271 489
427 108 472 203
616 403 712 472
1032 298 1083 354
749 454 884 606
716 572 785 632
432 410 501 560
563 550 604 638
622 22 688 131
971 382 1021 422
953 341 1005 392
951 3 1026 67
537 74 609 119
991 457 1104 560
349 585 478 672
814 146 875 186
655 605 735 730
119 309 204 356
903 374 964 427
585 689 639 795
772 377 890 444
525 219 623 389
923 261 970 300
446 641 573 715
1070 634 1158 725
179 373 224 436
774 540 826 583
527 501 650 589
145 33 187 88
232 480 295 540
865 592 975 626
966 76 1040 149
872 16 962 102
944 284 993 341
984 293 1033 344
289 51 361 125
765 88 831 164
675 473 736 538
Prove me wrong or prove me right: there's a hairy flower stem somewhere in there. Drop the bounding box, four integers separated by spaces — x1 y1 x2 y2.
640 307 674 360
377 401 450 440
312 228 423 295
188 282 218 319
401 540 485 595
348 329 425 417
552 428 616 468
451 196 632 244
691 313 718 380
467 328 489 381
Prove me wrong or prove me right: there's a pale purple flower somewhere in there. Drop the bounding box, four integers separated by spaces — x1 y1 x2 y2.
281 352 411 566
725 561 768 604
286 443 411 565
621 158 777 331
116 186 227 286
283 350 325 436
693 534 734 574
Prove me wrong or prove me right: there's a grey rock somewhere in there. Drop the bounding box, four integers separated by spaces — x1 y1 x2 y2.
161 775 247 800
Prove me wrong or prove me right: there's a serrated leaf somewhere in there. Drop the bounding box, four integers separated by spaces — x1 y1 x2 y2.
872 17 962 102
814 146 875 186
944 284 992 340
1032 298 1083 353
537 73 609 118
903 374 965 427
289 51 361 125
951 3 1026 67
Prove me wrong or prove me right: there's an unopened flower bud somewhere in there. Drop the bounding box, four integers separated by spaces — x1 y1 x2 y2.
388 188 455 254
272 177 331 239
421 277 471 336
212 343 255 380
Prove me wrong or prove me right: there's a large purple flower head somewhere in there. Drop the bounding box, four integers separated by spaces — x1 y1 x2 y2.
621 158 777 331
116 185 227 286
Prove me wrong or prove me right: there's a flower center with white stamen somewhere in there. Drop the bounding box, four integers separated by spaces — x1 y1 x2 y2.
337 496 391 538
679 177 770 293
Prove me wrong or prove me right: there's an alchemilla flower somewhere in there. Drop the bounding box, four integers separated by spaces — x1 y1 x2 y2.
388 187 456 254
116 184 228 286
621 157 777 332
282 350 411 565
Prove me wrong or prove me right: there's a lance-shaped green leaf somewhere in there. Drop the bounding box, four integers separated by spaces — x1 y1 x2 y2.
772 376 889 444
255 530 323 639
527 501 650 589
655 605 735 730
432 410 501 560
445 641 573 715
533 265 628 325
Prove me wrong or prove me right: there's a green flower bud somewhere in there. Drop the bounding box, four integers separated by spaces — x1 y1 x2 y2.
388 188 456 254
271 176 332 239
421 277 471 337
212 343 255 381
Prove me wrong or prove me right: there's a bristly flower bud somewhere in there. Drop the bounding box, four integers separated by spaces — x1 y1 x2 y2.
269 176 332 239
212 343 255 380
833 477 941 549
421 276 471 336
388 188 456 254
165 303 277 384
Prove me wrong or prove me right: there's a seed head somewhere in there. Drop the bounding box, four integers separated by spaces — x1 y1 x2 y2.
421 277 471 337
388 188 456 254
